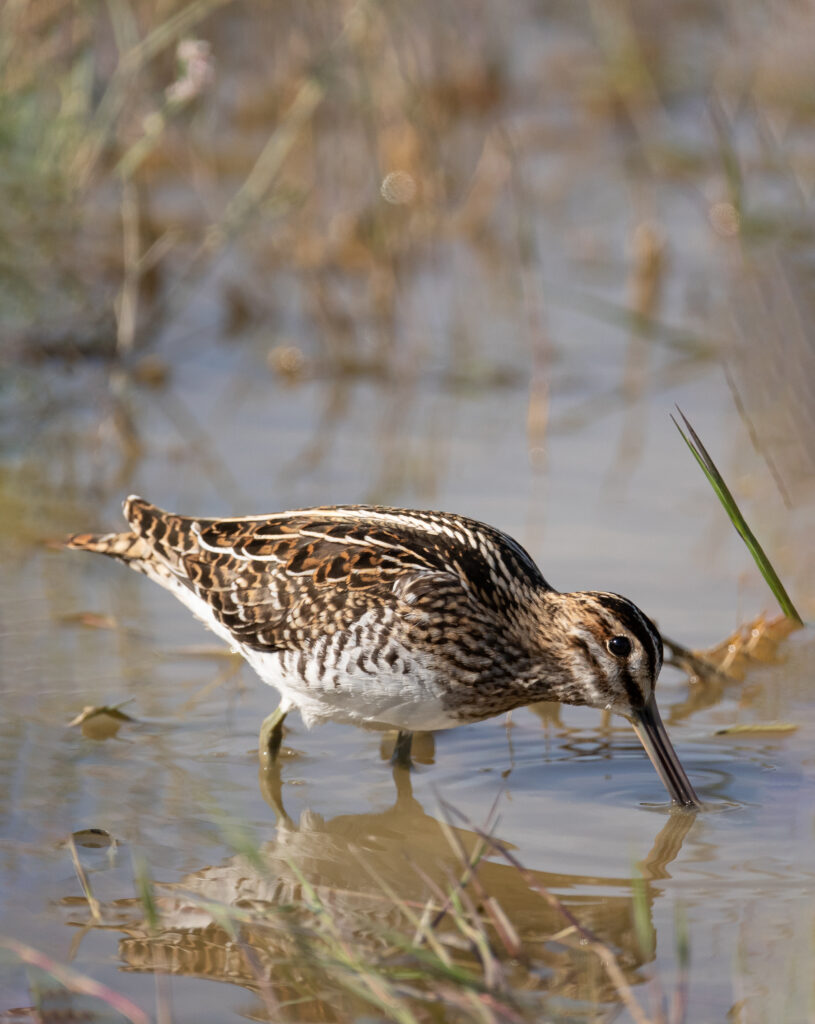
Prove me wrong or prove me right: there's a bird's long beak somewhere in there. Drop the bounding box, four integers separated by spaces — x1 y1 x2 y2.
630 695 701 809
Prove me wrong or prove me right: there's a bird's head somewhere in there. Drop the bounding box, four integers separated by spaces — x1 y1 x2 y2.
534 590 700 809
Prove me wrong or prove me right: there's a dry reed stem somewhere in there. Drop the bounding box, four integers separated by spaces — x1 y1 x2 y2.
0 936 149 1024
441 799 654 1024
66 834 102 923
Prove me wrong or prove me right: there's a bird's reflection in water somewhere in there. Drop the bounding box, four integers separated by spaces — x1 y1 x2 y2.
69 756 696 1022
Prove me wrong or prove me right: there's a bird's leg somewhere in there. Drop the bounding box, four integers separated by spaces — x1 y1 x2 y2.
390 729 414 768
257 754 294 827
258 705 287 769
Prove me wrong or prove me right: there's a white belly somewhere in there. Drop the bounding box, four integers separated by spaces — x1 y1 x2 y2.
143 570 460 732
242 635 459 732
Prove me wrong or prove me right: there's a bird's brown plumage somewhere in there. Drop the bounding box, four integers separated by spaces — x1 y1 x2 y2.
66 496 701 807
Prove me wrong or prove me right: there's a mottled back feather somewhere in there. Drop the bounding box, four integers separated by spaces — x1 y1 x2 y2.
108 497 550 656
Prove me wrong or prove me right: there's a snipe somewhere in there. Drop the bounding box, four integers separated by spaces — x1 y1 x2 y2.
67 497 701 808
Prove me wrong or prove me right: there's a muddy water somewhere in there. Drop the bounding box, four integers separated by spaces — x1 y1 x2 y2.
3 2 815 1020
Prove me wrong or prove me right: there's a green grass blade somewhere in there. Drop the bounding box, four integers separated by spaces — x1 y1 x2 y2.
630 868 654 960
672 408 803 625
132 852 160 932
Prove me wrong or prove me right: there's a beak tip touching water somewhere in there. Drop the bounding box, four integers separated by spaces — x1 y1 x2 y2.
630 695 702 811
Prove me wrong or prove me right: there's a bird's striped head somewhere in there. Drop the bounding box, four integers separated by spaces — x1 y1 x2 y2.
540 589 699 808
556 590 664 716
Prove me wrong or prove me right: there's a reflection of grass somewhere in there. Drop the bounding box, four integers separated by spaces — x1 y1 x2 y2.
672 408 803 626
43 797 704 1024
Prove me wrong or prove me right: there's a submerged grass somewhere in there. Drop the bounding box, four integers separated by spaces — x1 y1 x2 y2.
672 408 804 626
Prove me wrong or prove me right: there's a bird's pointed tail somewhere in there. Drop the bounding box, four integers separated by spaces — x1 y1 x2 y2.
66 495 198 570
65 528 149 561
66 495 161 562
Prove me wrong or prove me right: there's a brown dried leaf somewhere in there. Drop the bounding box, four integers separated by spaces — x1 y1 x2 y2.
72 828 114 849
68 704 134 727
68 704 135 739
701 613 801 681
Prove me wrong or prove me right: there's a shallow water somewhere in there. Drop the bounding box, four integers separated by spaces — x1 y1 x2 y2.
3 2 815 1021
3 361 814 1021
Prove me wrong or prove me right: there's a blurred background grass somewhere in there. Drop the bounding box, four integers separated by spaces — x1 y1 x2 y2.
2 0 813 492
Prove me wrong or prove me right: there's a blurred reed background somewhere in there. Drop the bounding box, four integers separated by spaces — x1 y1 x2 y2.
2 0 813 508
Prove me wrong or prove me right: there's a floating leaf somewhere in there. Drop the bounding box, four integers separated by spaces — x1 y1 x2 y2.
60 611 118 630
68 703 134 727
68 703 135 739
715 722 798 736
72 828 114 850
164 644 239 659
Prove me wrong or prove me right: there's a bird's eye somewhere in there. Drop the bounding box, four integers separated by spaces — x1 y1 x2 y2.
607 635 631 658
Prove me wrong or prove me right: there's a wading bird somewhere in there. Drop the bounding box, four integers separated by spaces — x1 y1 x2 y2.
68 497 700 809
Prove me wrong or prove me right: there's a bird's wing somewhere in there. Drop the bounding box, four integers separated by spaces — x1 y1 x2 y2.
123 497 495 653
